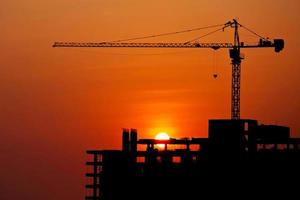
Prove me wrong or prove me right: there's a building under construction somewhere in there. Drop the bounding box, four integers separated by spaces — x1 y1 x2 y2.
85 119 300 199
53 19 299 198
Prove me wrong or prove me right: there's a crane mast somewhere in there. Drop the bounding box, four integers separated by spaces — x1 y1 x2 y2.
231 19 242 119
53 20 284 119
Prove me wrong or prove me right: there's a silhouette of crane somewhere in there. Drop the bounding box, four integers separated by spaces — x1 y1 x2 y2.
53 19 284 119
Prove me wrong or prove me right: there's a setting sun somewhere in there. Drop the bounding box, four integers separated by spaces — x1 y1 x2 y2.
155 132 170 149
155 132 170 140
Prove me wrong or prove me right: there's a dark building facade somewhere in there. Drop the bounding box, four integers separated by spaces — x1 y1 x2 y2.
85 119 300 199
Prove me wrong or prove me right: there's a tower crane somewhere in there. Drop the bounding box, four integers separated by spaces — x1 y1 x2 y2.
53 19 284 120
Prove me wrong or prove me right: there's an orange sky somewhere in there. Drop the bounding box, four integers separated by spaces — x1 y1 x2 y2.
1 1 300 200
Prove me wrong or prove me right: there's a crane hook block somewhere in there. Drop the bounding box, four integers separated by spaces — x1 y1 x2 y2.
274 39 284 53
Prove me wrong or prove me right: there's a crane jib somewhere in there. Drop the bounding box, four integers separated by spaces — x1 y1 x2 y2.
53 40 284 52
53 42 233 48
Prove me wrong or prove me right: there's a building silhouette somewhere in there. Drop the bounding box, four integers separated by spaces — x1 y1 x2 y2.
85 119 300 199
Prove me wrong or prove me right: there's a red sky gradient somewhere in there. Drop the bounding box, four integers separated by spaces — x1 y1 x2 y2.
1 1 300 200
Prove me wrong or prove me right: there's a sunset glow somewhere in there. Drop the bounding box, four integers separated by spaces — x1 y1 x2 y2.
1 1 300 200
155 132 170 149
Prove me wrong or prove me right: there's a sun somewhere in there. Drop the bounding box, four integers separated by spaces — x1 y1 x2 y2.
155 132 170 140
155 132 170 149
